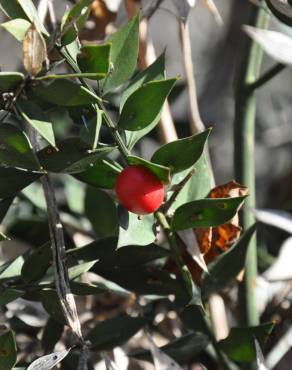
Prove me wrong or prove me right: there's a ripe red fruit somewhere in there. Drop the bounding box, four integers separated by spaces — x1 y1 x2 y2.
115 165 165 215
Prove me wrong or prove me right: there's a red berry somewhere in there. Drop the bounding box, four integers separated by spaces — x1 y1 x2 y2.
115 165 165 215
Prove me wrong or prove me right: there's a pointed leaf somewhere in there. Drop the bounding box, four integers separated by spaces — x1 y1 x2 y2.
0 330 17 370
201 225 256 297
0 72 24 93
31 79 100 106
243 26 292 65
117 208 156 247
0 289 24 306
40 289 66 324
74 159 121 189
27 349 70 370
37 138 115 173
1 18 31 42
219 323 274 363
172 196 247 231
152 129 211 173
0 167 41 198
0 0 48 35
41 318 64 354
67 236 118 261
95 244 169 272
61 0 92 45
127 155 171 183
0 197 14 223
147 333 183 370
77 43 111 78
21 242 52 283
0 255 25 281
120 52 166 110
170 154 212 210
0 123 40 170
118 78 177 131
18 100 56 147
103 14 140 93
85 186 119 237
86 315 146 350
132 332 209 364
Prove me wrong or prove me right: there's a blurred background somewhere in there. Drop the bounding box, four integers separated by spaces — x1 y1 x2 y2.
0 0 292 369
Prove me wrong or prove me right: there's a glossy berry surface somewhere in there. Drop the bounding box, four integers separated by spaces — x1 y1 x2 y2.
115 165 165 215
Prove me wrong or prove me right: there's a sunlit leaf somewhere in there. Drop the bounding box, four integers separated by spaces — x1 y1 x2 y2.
243 26 292 65
103 14 140 93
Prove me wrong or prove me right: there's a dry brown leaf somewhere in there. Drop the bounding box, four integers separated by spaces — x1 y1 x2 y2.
23 24 47 76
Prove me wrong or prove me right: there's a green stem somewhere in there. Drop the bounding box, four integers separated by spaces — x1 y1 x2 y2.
234 3 270 327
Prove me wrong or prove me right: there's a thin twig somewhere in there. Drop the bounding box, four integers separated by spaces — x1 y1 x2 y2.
144 0 165 19
163 168 195 214
248 62 285 91
178 18 205 135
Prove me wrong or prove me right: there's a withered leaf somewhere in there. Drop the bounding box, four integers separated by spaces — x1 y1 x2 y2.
23 24 47 76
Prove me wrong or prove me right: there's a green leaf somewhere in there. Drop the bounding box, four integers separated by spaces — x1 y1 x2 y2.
31 79 100 106
171 196 247 231
103 14 140 93
86 315 146 350
0 330 17 370
85 186 118 237
67 237 117 261
21 242 52 283
37 138 115 173
40 289 66 324
170 154 212 211
151 129 211 173
219 322 275 363
1 18 31 41
0 123 41 170
74 159 121 189
18 100 56 148
131 332 209 364
17 0 48 35
127 155 171 184
117 208 156 247
181 304 210 334
61 0 92 45
96 266 189 303
0 289 24 306
0 72 24 93
201 225 256 297
120 52 166 110
42 318 64 354
0 167 41 198
0 197 14 224
0 0 48 35
0 0 26 19
77 43 111 79
121 53 166 150
70 281 108 295
95 244 169 272
80 108 103 149
0 255 25 281
68 260 98 280
118 78 177 131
